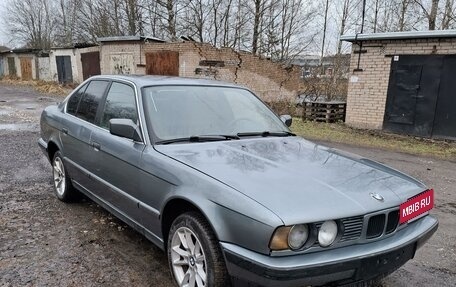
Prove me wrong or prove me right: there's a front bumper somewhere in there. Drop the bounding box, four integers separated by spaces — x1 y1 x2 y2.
222 215 438 286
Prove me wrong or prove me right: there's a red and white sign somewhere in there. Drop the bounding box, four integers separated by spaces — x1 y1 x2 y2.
399 189 434 224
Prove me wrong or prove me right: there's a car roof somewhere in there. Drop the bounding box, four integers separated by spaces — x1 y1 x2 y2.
89 74 245 89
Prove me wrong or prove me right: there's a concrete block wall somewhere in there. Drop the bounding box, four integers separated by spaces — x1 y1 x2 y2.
143 42 302 102
346 38 456 129
99 42 144 75
37 56 51 81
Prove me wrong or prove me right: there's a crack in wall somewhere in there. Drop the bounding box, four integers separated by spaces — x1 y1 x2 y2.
278 65 294 100
233 50 243 83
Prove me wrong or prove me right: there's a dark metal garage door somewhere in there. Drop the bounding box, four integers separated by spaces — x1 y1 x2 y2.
384 55 456 140
432 56 456 139
56 56 73 84
81 51 101 80
8 57 16 76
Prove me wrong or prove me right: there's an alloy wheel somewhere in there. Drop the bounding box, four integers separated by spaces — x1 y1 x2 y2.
53 157 66 196
170 227 207 287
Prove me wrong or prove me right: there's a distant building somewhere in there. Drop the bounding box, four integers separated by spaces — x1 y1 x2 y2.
0 46 9 76
341 30 456 140
0 48 45 80
0 46 10 53
98 36 165 75
49 43 100 83
290 54 350 78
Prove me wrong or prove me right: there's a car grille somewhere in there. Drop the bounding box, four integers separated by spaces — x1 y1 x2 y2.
366 214 386 238
385 210 400 234
340 216 364 242
366 209 400 239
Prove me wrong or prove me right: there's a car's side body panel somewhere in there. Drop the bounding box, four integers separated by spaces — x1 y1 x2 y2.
89 128 146 224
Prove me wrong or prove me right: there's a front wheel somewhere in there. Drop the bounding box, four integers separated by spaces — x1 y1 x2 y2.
167 212 230 287
52 151 79 202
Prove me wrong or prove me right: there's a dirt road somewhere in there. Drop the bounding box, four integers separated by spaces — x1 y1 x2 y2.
0 84 455 286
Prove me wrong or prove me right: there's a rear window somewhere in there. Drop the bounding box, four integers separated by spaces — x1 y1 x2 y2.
66 83 88 115
75 80 110 123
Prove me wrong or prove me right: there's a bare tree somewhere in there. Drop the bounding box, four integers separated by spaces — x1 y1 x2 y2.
441 0 455 29
157 0 178 40
414 0 440 30
337 0 362 54
5 0 56 49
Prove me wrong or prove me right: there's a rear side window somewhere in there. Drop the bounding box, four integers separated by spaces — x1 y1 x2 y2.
76 80 110 123
99 82 138 129
66 83 88 115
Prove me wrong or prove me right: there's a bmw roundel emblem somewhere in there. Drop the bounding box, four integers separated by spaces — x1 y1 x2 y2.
370 192 384 202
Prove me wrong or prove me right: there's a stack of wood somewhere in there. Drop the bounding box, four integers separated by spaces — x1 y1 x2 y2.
301 101 346 123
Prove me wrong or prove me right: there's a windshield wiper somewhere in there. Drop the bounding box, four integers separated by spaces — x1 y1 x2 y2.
155 134 240 145
237 131 296 137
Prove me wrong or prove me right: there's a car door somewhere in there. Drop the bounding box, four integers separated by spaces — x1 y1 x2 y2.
89 81 145 224
65 80 110 191
60 83 89 185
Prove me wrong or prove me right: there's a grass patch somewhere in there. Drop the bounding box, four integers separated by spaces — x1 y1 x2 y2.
291 118 456 161
0 77 73 97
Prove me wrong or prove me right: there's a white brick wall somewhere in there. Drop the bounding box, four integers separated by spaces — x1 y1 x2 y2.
346 38 456 129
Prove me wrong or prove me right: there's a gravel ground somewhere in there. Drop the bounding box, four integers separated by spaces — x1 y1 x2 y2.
0 84 455 286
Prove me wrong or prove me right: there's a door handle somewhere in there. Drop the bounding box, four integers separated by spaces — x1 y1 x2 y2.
62 128 68 134
91 142 101 151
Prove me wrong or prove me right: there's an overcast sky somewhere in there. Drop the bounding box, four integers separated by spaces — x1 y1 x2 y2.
0 3 10 46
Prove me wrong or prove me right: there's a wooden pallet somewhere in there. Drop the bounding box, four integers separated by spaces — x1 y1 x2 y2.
301 101 346 123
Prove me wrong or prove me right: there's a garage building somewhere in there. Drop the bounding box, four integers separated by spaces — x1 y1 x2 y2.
341 30 456 140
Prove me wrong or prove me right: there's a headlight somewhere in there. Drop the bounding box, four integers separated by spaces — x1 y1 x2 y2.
270 224 309 251
288 224 309 250
269 226 291 250
318 220 338 247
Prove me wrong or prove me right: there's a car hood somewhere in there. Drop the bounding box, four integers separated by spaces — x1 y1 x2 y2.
154 137 426 225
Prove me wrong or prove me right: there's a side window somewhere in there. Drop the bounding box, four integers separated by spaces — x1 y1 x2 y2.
100 82 138 129
76 80 109 123
66 83 88 115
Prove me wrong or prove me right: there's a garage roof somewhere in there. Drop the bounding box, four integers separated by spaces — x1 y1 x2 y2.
97 36 165 43
341 30 456 42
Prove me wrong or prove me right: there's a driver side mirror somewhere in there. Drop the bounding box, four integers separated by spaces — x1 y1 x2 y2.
280 115 292 127
109 119 142 142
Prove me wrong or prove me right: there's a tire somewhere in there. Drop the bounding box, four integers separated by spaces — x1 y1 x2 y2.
51 151 79 202
167 212 230 287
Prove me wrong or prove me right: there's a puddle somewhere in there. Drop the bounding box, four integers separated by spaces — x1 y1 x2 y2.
0 123 37 131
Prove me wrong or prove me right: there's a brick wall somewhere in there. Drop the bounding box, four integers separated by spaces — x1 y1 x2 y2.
142 42 302 102
346 38 456 129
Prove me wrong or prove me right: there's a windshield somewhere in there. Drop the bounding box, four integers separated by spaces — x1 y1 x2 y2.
142 85 288 141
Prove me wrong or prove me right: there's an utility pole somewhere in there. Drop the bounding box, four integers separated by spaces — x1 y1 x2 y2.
320 0 330 75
